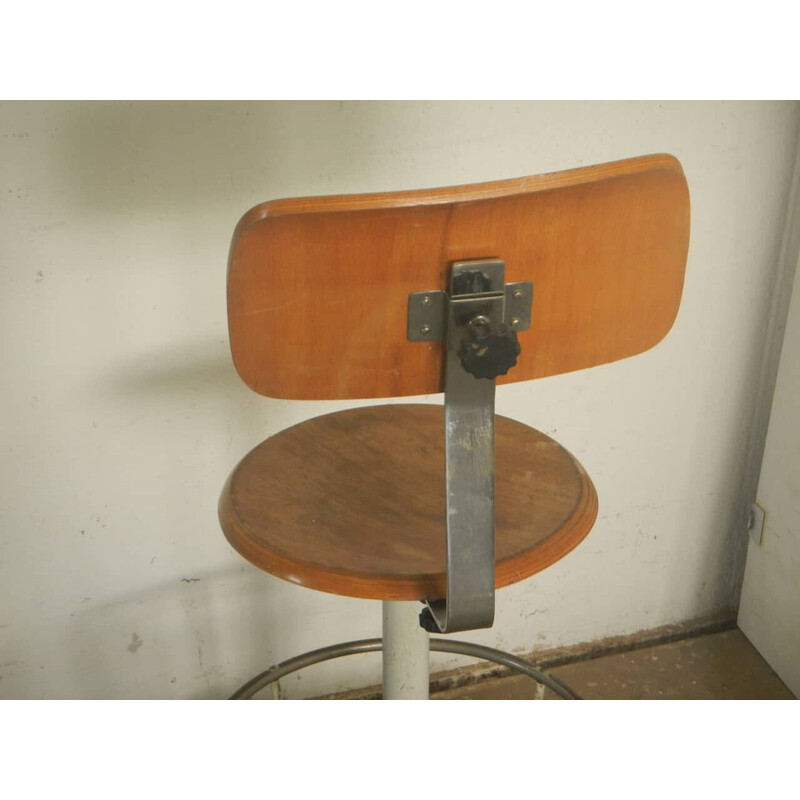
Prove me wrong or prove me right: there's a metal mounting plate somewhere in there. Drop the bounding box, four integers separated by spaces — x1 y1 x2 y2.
407 290 446 342
505 282 533 331
408 282 532 342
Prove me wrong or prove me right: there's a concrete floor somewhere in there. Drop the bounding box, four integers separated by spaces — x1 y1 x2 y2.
432 629 795 700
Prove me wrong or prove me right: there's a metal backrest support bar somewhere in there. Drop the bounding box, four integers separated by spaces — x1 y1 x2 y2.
409 261 532 633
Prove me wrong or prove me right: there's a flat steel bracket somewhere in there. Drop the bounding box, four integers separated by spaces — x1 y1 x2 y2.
407 260 533 633
407 275 533 342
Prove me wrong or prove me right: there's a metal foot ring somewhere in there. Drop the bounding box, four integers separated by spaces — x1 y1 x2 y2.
229 638 582 700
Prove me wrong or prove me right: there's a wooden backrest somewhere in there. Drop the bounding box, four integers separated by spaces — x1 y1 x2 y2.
227 153 690 400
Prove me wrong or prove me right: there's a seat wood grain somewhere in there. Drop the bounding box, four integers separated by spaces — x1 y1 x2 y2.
219 405 598 601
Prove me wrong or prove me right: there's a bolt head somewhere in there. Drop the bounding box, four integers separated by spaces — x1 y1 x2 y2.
468 315 492 338
420 324 431 335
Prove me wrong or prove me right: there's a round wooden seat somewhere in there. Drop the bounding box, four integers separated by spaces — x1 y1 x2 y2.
219 404 597 601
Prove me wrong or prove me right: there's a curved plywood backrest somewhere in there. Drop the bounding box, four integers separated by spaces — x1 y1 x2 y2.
227 153 690 400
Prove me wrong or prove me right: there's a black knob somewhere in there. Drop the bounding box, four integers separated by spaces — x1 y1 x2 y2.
458 318 521 379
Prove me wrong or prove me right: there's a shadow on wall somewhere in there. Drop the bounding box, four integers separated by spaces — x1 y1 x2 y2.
37 102 410 699
65 561 286 699
56 100 406 429
66 560 375 699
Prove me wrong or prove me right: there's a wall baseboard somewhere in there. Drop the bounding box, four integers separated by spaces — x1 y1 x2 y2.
318 612 738 700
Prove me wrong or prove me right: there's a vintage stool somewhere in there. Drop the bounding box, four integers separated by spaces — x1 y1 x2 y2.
219 153 690 699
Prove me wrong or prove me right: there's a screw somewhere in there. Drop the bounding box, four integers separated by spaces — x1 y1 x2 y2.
510 317 520 328
420 295 431 307
468 315 491 339
420 324 431 335
512 289 523 299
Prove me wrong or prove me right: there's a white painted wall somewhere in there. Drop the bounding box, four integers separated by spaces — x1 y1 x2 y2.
1 101 798 699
